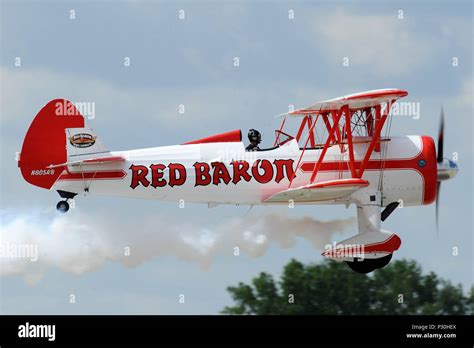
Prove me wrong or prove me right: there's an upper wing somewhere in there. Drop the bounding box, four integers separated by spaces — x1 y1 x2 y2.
278 88 408 116
264 178 369 203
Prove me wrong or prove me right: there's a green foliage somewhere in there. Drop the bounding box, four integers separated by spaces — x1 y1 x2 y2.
222 259 472 315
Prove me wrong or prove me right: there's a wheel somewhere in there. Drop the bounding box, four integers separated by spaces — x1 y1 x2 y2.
345 254 393 274
345 259 377 274
373 253 392 269
56 200 70 213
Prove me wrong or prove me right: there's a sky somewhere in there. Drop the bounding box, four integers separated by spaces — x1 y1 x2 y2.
0 0 472 314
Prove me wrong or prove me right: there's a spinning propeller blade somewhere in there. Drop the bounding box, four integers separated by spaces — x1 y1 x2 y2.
435 107 445 236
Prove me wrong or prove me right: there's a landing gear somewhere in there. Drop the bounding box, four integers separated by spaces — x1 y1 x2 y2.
381 202 400 221
56 190 77 213
56 200 70 213
345 254 392 274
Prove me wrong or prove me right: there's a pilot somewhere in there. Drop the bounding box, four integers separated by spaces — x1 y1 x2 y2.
246 129 262 151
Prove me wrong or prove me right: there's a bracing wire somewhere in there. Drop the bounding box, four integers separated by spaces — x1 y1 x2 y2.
377 104 393 196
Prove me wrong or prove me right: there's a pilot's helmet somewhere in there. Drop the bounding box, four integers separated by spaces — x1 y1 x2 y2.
248 129 261 144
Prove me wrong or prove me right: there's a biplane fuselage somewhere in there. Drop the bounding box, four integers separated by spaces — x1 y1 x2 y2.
18 89 458 273
51 135 436 207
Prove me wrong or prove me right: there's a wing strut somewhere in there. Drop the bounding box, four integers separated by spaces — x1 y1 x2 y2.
357 101 394 178
273 89 405 189
288 109 321 188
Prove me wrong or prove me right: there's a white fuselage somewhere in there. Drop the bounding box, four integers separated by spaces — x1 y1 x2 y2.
52 136 435 207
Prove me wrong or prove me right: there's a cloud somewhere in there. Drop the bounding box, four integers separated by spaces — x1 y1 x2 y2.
0 67 272 134
0 209 355 285
457 76 473 110
310 9 435 76
0 65 337 157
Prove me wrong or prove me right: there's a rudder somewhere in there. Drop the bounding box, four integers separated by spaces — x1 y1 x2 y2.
19 99 85 189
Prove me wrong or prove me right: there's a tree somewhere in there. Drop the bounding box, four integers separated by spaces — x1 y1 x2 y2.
467 286 474 314
222 259 472 315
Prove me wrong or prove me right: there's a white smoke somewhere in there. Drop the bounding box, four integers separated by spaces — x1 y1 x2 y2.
0 210 355 285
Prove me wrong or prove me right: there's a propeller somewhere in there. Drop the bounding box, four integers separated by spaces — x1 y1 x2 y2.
435 107 445 235
437 108 444 163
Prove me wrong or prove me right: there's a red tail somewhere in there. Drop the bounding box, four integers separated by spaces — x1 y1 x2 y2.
19 99 85 189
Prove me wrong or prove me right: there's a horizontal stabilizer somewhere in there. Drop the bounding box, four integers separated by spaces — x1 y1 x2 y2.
47 155 125 169
264 178 369 203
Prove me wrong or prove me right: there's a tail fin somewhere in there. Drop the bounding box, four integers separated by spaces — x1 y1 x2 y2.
66 127 109 158
19 99 85 189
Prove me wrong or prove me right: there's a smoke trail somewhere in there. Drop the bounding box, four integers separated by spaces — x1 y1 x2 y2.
0 210 355 285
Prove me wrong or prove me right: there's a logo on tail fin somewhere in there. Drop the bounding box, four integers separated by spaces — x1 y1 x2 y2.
69 133 96 148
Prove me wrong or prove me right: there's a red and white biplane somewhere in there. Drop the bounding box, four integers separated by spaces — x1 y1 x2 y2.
18 89 458 273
